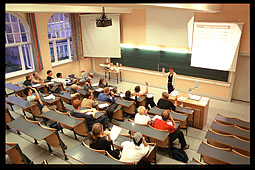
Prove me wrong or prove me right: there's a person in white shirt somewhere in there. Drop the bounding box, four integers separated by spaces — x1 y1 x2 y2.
134 106 151 125
51 72 67 89
120 132 149 164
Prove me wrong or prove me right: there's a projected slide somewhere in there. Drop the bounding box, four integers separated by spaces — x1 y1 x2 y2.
191 22 242 71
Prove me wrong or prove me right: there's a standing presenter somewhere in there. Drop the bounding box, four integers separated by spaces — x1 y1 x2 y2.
162 67 177 94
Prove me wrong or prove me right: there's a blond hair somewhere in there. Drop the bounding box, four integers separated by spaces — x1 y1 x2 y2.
71 84 78 89
137 106 146 115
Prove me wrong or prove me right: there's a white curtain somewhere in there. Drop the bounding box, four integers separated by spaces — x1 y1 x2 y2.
80 14 121 58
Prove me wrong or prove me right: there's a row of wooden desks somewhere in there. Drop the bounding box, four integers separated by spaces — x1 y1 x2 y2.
215 114 250 129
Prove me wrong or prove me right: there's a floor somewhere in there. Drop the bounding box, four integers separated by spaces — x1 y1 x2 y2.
5 75 250 165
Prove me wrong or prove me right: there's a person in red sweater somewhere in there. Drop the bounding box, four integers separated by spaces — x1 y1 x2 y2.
152 110 189 150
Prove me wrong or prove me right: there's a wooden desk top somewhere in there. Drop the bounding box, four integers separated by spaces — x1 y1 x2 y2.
169 91 210 107
7 116 53 141
115 98 133 107
37 93 59 104
6 83 25 92
176 106 194 115
115 119 169 142
66 144 123 164
205 130 250 151
41 110 83 128
5 96 36 109
197 142 250 164
215 114 250 129
58 92 71 100
210 122 250 139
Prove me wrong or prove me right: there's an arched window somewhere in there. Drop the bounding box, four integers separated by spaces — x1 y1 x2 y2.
5 13 34 78
48 13 73 65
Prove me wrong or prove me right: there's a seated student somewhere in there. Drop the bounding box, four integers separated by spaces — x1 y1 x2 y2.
23 74 32 87
83 78 94 92
98 78 108 88
134 106 151 125
23 87 53 113
120 132 149 164
112 87 119 97
46 70 53 82
152 110 189 150
32 71 43 85
157 92 177 111
69 84 80 98
97 87 115 104
81 91 98 108
123 90 137 103
133 82 156 109
51 72 67 89
70 99 106 131
89 123 120 160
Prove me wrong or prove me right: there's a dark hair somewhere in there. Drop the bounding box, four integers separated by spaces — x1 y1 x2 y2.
125 90 131 98
56 72 62 78
47 70 52 75
26 74 31 80
33 71 38 76
161 110 170 121
133 137 143 146
135 86 140 93
23 87 31 96
99 78 104 85
112 88 117 94
85 91 91 99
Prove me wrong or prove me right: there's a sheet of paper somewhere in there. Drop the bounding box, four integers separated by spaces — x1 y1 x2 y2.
188 94 201 101
178 96 187 101
170 90 179 97
95 88 104 92
146 93 154 98
85 111 93 115
43 94 55 100
32 84 41 87
92 83 99 87
120 93 125 98
98 103 109 109
110 125 122 141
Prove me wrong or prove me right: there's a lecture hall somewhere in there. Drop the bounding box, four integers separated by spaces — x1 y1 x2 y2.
5 3 250 165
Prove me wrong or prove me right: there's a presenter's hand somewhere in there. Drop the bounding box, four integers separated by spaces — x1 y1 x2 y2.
162 67 165 73
145 82 148 86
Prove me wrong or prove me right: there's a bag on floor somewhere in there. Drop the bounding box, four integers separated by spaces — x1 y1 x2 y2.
171 147 188 163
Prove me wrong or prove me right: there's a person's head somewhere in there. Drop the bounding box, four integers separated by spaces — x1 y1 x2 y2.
112 88 117 94
125 90 131 98
72 99 82 110
161 110 170 121
89 123 104 144
162 92 169 100
33 71 39 78
85 79 92 85
85 91 92 99
135 86 140 93
99 78 105 85
56 72 62 78
26 74 32 80
137 106 146 115
47 70 52 76
133 132 143 146
23 87 33 96
104 87 110 94
169 67 174 74
71 84 79 91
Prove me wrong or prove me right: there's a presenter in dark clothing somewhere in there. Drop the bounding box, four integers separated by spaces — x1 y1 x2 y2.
163 67 177 94
157 92 177 111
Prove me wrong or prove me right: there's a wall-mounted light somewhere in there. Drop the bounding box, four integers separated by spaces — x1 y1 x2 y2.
136 45 159 51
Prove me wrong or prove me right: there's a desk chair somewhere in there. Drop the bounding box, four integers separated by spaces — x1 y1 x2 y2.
68 113 89 139
137 96 146 107
200 141 230 164
216 113 250 130
5 108 14 127
232 149 250 159
6 142 33 164
175 106 195 127
122 99 136 116
235 125 250 141
113 105 123 121
207 129 232 149
192 157 206 165
23 116 68 160
232 136 250 157
212 120 234 135
105 151 134 165
82 141 105 154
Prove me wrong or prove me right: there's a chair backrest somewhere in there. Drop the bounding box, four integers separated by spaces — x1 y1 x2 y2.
143 143 156 163
105 151 134 165
69 113 89 137
232 149 250 159
207 129 232 149
112 105 123 121
212 120 234 136
147 125 169 148
30 101 43 118
40 125 62 148
192 157 206 165
235 125 250 141
24 116 40 125
137 96 146 107
5 109 14 124
6 143 32 164
82 141 105 154
122 99 136 114
201 141 230 165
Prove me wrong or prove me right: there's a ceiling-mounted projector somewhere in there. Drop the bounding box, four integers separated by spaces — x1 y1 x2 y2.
96 7 112 27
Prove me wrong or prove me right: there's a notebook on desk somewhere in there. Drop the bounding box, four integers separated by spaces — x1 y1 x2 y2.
188 94 201 101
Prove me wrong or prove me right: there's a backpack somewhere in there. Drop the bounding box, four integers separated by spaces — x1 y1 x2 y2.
171 147 189 163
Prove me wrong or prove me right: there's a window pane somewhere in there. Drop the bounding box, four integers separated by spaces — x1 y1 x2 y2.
22 44 32 69
14 33 21 43
5 13 10 22
21 33 27 42
54 14 59 21
12 23 19 33
56 30 60 38
56 22 60 30
10 15 18 22
6 23 12 33
7 34 14 44
49 41 55 62
19 23 26 32
60 22 64 29
65 22 70 29
60 13 63 21
52 30 56 38
5 46 22 73
61 30 65 37
56 39 69 61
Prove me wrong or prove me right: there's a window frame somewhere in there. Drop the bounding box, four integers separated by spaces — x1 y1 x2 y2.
5 12 34 79
48 13 73 67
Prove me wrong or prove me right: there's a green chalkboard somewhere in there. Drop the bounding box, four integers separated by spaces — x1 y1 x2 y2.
112 47 229 82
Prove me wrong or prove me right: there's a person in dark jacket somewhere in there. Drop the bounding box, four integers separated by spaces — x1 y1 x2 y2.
23 74 32 87
98 78 108 88
157 92 177 111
